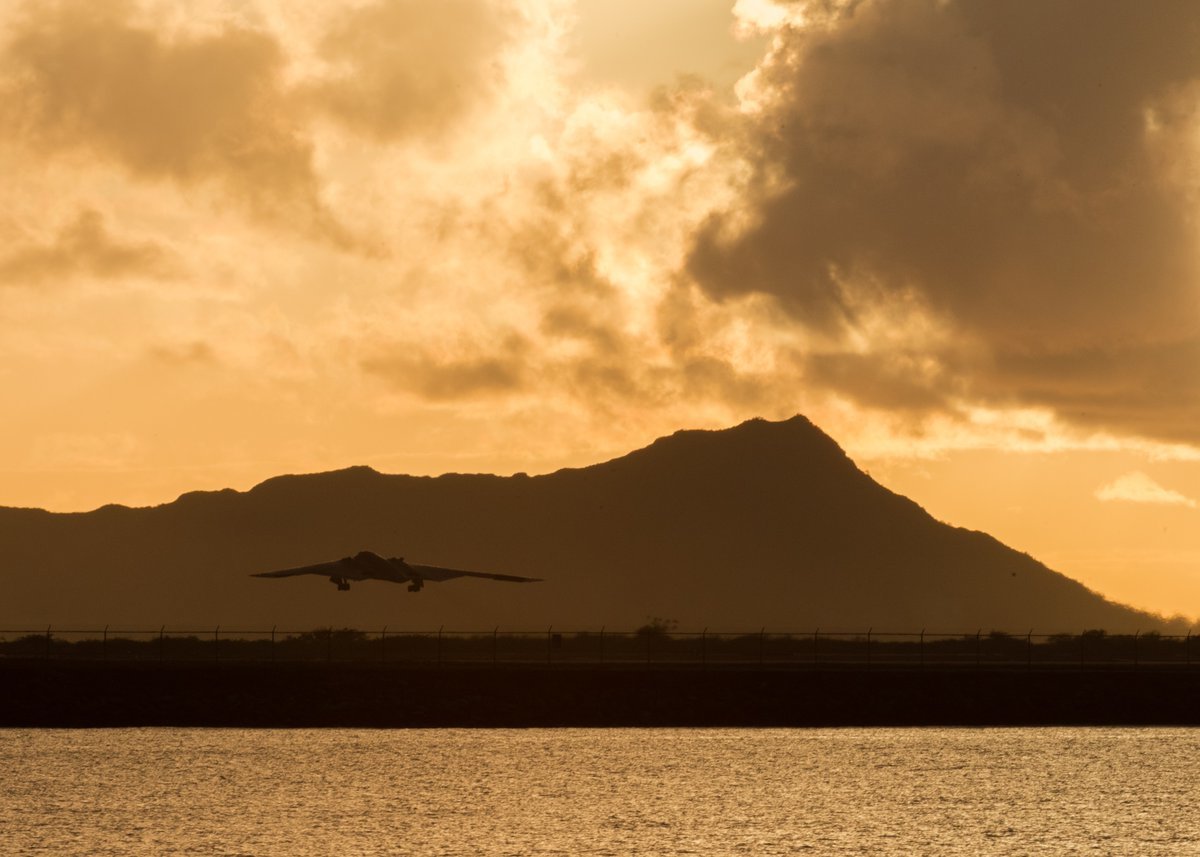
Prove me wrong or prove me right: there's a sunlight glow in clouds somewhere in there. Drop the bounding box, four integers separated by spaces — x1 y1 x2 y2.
0 0 1199 524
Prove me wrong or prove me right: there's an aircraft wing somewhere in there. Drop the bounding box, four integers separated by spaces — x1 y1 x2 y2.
252 560 361 579
406 563 542 584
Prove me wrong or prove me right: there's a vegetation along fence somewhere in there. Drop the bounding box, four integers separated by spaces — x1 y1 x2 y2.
2 626 1199 669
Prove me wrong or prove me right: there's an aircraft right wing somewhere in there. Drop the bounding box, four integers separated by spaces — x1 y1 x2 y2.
405 563 543 584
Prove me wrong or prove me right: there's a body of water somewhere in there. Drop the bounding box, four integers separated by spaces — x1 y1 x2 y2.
3 727 1198 855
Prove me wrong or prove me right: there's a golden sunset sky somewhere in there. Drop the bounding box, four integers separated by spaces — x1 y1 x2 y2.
1 0 1199 619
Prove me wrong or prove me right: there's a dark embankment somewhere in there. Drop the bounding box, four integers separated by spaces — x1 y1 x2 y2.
5 661 1200 727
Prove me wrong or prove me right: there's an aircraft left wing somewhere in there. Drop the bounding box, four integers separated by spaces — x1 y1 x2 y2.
252 560 355 579
405 563 542 583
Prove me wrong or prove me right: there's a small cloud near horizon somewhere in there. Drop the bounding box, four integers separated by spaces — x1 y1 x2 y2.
1095 472 1197 509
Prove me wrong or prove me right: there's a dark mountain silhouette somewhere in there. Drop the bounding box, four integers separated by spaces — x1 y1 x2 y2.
0 416 1173 632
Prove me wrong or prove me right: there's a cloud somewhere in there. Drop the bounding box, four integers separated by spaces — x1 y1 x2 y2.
147 341 218 367
1096 472 1197 509
985 337 1200 445
571 0 767 94
9 0 1200 517
686 0 1200 444
1 1 339 239
308 0 516 141
0 0 535 250
0 208 174 285
803 350 952 414
361 334 530 401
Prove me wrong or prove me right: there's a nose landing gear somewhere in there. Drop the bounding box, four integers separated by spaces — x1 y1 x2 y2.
329 576 351 591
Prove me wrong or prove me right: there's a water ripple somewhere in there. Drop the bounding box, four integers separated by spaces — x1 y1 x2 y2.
3 728 1199 855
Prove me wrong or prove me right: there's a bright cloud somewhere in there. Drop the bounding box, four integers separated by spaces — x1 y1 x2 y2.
1096 472 1197 509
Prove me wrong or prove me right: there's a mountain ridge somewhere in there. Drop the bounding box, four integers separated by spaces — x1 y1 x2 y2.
0 415 1175 632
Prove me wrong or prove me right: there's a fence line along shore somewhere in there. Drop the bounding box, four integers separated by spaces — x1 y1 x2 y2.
3 625 1198 669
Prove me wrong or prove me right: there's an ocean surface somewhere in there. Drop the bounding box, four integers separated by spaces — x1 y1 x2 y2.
3 727 1198 855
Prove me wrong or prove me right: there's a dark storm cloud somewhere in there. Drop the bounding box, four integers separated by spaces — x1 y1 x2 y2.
987 336 1200 444
687 0 1200 442
0 208 174 285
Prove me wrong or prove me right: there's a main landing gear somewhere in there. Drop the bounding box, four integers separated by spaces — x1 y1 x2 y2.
329 575 351 591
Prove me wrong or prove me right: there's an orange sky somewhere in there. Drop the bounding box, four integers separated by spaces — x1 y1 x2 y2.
1 0 1198 620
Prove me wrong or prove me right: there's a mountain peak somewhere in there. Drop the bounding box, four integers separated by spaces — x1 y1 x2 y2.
658 413 845 454
589 413 857 485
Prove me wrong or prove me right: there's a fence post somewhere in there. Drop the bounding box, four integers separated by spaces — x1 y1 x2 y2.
436 625 443 667
701 628 707 667
1188 630 1193 668
271 625 276 662
813 628 819 667
214 626 220 663
381 625 388 662
1133 630 1139 671
1026 630 1033 671
102 625 108 661
759 627 765 666
159 625 165 661
44 625 51 659
599 626 605 664
866 628 872 669
492 626 498 667
547 626 553 665
326 629 332 662
1079 632 1085 670
975 629 981 668
919 629 924 669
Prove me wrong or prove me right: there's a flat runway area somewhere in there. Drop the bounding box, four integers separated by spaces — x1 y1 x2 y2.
4 660 1200 727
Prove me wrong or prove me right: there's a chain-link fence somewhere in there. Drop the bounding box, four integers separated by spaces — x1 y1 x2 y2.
2 626 1197 668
